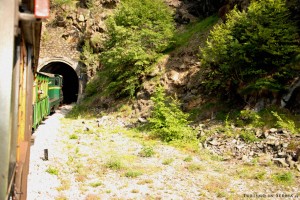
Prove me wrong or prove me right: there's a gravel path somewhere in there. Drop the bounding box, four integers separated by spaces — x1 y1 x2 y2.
27 105 300 200
27 105 73 200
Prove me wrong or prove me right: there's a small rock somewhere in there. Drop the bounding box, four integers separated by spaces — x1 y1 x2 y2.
282 143 289 148
269 128 277 133
78 14 85 22
208 139 219 146
273 158 289 167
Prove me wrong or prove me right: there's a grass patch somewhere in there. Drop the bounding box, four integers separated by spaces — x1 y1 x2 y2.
162 158 174 165
183 156 193 162
124 170 143 178
89 181 103 187
168 15 219 50
105 157 123 170
69 134 78 139
46 166 59 175
139 145 155 157
240 129 259 143
272 172 294 186
137 179 153 185
187 163 205 172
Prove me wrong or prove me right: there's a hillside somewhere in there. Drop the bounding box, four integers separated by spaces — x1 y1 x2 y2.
40 0 300 181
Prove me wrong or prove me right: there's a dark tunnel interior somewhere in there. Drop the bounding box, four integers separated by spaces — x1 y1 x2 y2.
40 62 79 104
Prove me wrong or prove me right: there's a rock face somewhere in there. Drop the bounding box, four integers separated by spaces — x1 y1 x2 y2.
199 127 300 170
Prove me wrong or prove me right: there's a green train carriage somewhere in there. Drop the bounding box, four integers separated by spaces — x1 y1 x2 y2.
32 72 63 130
48 73 63 112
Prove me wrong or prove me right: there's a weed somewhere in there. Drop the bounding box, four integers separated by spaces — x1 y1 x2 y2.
139 145 155 157
272 111 299 134
105 157 123 170
183 156 193 162
187 163 205 172
89 181 102 187
240 129 259 143
147 85 197 142
254 171 266 180
272 172 294 185
137 179 153 185
236 109 264 127
69 134 78 139
162 158 174 165
46 166 59 175
124 170 143 178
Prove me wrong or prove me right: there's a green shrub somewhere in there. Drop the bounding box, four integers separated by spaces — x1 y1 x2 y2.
236 110 264 127
162 158 174 165
139 145 155 157
46 167 59 175
272 172 294 185
124 170 143 178
272 111 299 134
105 157 123 170
200 0 300 99
240 129 259 143
147 86 197 142
69 134 78 139
100 0 175 97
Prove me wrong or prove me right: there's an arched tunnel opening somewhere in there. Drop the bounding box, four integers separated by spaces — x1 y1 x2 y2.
39 62 79 104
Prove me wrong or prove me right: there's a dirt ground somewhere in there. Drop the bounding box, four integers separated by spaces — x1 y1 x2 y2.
27 105 300 200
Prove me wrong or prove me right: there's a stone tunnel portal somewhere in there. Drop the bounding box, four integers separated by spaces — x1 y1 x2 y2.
39 62 79 104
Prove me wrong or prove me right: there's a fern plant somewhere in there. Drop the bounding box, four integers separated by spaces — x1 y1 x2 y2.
271 111 299 134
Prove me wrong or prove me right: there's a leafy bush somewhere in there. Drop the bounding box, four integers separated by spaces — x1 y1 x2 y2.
200 0 300 99
272 172 294 185
236 110 264 127
240 129 259 143
138 145 155 157
272 111 299 134
147 86 197 142
100 0 175 97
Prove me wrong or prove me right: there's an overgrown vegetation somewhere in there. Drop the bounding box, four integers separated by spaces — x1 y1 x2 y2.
200 0 300 100
147 86 197 142
86 0 175 98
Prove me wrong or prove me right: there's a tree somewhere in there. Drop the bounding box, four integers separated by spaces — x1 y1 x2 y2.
200 0 300 101
100 0 175 97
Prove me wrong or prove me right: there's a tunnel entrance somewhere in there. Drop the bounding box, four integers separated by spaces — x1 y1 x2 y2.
39 62 79 104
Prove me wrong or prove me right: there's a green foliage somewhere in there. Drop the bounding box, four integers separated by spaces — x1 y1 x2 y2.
46 166 59 175
147 86 197 142
139 145 155 157
200 0 300 99
124 170 143 178
240 129 259 143
162 158 174 165
81 41 101 80
236 110 264 127
105 157 123 170
272 111 299 134
168 15 218 50
100 0 175 97
183 156 193 162
69 134 78 139
272 172 294 185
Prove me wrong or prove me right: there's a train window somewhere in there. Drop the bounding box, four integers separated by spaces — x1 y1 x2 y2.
55 78 58 85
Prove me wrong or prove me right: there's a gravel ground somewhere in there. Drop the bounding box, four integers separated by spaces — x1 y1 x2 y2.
27 105 300 200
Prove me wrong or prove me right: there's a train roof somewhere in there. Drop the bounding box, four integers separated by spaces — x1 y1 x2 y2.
37 72 63 78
